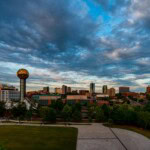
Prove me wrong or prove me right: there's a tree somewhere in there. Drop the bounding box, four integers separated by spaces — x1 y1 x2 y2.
101 104 111 120
0 101 6 117
50 99 64 114
62 104 72 122
95 106 106 122
40 107 56 122
11 102 27 121
111 105 125 124
88 103 96 119
25 107 33 121
72 102 81 113
143 102 150 112
72 109 82 122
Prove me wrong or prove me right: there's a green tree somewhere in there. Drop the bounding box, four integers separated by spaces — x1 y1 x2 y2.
62 104 72 122
111 105 125 124
50 99 64 114
95 106 106 122
0 101 6 117
72 102 82 113
143 102 150 112
11 102 27 121
87 103 96 121
72 109 82 122
26 108 33 121
101 104 111 120
40 107 56 122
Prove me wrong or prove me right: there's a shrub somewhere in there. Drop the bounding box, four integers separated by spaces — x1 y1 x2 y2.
136 111 150 129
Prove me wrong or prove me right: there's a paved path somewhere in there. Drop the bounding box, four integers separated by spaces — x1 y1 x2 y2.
0 123 150 150
73 123 150 150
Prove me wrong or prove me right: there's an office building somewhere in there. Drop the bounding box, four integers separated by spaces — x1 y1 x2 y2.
62 85 67 94
55 88 62 94
43 87 49 93
103 85 108 94
119 87 130 93
109 88 116 97
90 83 95 94
146 86 150 94
67 87 71 93
17 68 29 101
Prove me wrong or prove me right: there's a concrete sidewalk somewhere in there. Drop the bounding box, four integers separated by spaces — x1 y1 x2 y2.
74 123 150 150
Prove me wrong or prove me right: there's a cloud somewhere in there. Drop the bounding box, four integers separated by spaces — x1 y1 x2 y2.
0 0 150 92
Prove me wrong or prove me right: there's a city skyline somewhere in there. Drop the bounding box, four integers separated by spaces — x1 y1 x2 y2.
0 0 150 92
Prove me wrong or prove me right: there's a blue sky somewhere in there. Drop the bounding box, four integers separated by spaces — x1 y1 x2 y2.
0 0 150 92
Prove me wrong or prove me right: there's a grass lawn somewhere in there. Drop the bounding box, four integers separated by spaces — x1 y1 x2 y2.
104 124 150 139
0 125 78 150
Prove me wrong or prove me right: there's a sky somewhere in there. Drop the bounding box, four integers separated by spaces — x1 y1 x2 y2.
0 0 150 92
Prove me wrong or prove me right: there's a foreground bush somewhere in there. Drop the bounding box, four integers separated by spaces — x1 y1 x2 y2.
111 105 137 125
136 111 150 129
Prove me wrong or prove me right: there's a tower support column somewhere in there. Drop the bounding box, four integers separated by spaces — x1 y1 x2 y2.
20 79 26 102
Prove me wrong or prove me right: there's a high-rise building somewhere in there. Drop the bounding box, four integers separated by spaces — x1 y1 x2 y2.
67 87 71 93
119 87 130 93
43 87 49 93
103 85 108 94
90 83 95 94
109 88 116 97
62 85 67 94
17 69 29 101
55 88 62 94
146 86 150 94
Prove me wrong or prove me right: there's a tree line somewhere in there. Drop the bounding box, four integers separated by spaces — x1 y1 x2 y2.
0 100 150 129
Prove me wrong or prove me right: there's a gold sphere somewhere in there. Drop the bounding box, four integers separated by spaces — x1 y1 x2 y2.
17 69 29 79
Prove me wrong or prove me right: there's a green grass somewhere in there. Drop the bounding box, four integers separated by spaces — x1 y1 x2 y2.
0 126 78 150
104 124 150 139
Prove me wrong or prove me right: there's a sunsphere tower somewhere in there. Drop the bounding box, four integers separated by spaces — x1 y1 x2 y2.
17 69 29 101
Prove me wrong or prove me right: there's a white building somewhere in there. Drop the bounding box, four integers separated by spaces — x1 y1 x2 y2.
0 90 20 102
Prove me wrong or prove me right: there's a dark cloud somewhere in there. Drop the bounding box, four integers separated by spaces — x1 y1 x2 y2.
0 0 150 91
